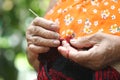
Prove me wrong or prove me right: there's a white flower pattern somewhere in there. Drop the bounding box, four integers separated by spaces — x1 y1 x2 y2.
111 15 116 20
91 0 99 6
46 0 120 38
94 21 99 26
64 14 74 26
78 19 82 24
101 9 110 19
110 24 120 33
84 19 92 28
111 5 115 10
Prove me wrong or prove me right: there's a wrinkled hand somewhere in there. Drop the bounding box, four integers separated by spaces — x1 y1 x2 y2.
58 32 120 70
26 17 60 70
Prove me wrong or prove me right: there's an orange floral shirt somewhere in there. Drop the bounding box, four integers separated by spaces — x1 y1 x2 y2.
45 0 120 39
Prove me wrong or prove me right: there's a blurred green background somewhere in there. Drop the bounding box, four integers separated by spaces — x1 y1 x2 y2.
0 0 50 80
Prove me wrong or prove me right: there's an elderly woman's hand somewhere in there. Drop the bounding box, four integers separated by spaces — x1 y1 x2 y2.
26 17 60 70
58 32 120 70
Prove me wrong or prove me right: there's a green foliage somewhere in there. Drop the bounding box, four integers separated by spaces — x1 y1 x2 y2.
0 0 50 80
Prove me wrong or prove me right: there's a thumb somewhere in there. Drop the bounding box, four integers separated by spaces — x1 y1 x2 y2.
58 45 92 64
70 35 96 49
58 41 90 61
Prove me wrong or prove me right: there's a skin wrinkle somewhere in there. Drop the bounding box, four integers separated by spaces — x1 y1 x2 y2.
27 47 39 71
26 0 120 73
59 32 120 70
26 0 59 71
32 36 58 47
106 36 120 65
33 26 58 39
29 44 50 54
33 17 56 31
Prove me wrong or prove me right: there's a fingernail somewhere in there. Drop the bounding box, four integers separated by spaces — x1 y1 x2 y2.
51 24 59 31
53 40 60 45
55 33 60 39
51 23 58 28
70 39 76 43
62 40 67 44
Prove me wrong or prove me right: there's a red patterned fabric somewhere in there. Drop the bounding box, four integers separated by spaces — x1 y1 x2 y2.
38 67 73 80
38 65 120 80
37 50 120 80
95 67 120 80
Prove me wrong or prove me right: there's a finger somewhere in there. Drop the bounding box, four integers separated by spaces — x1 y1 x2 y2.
70 33 103 48
59 40 93 61
58 40 79 59
31 36 60 47
70 38 93 49
58 46 70 58
58 45 91 63
58 46 98 69
26 25 60 39
62 40 70 48
32 17 59 32
28 44 50 54
62 40 78 53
